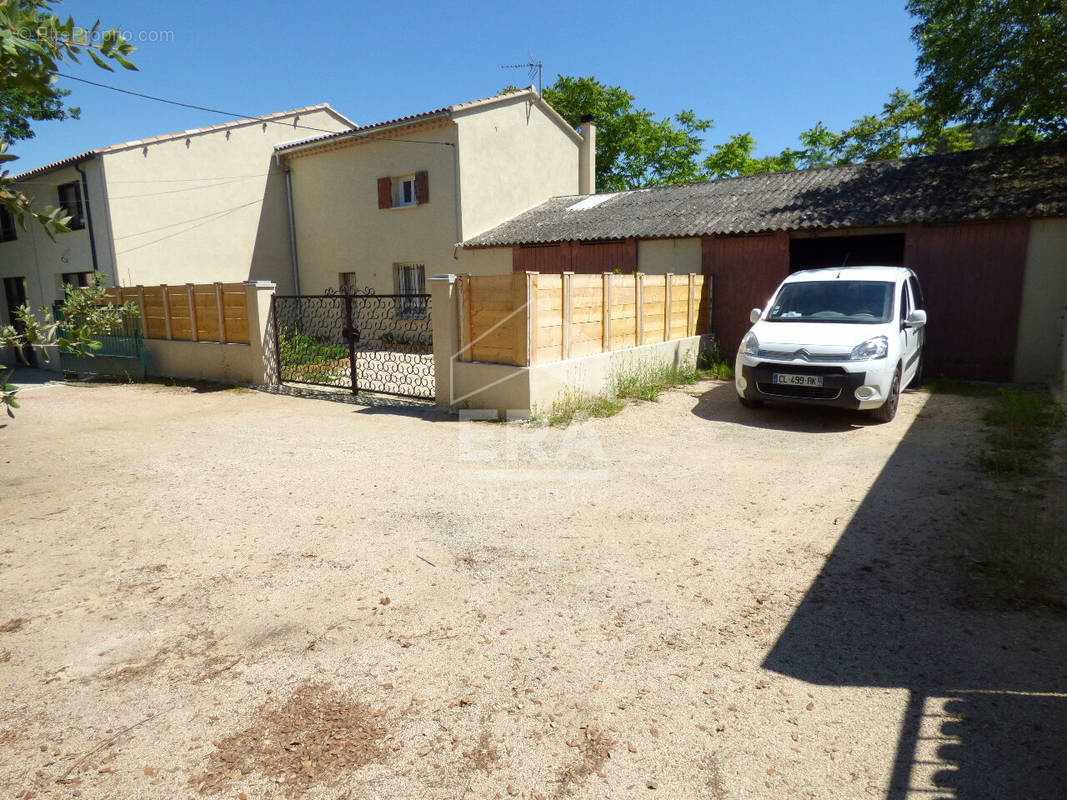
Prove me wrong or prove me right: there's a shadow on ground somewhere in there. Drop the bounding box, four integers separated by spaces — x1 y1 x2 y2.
259 382 447 420
691 380 883 432
757 390 1067 799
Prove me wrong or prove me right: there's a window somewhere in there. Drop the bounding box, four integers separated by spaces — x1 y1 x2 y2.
57 182 85 230
907 275 924 310
377 171 428 209
60 271 93 294
338 272 357 294
0 208 16 242
393 263 427 317
395 175 416 207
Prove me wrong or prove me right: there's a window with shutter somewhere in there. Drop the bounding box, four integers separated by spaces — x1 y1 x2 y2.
377 177 392 209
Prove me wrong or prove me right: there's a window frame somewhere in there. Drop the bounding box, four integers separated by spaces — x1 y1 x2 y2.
0 207 16 242
394 175 417 208
57 181 86 230
392 262 427 318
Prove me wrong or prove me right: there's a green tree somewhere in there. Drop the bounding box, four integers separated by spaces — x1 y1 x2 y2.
908 0 1066 137
1 274 138 418
0 85 79 142
540 75 714 191
0 0 136 235
0 2 137 417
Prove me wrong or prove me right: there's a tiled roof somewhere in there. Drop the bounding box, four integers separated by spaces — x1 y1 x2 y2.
464 143 1067 246
13 104 353 181
275 86 577 155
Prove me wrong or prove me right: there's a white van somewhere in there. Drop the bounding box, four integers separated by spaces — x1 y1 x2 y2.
734 266 926 422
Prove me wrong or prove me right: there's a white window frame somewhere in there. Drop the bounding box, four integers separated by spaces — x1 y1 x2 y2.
394 175 417 208
393 262 427 317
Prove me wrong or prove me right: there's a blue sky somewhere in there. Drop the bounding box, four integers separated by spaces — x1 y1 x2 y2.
12 0 921 174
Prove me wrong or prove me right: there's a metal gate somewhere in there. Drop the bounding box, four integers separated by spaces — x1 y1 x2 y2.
272 291 433 399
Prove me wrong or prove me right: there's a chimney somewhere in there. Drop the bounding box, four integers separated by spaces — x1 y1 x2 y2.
578 114 596 195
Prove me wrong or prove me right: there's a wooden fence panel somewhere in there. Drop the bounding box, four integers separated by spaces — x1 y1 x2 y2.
193 285 222 341
459 271 707 367
85 281 251 344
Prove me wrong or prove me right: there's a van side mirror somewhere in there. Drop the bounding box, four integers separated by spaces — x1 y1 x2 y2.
750 308 762 324
905 309 927 328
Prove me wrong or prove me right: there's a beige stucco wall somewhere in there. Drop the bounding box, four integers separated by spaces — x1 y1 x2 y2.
1 161 106 308
453 96 581 240
144 340 257 383
454 246 514 276
288 120 461 296
1 160 111 370
100 107 351 292
637 238 702 275
1014 217 1067 384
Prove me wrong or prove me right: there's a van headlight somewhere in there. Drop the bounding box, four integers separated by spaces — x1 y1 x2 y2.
740 332 759 357
849 336 888 361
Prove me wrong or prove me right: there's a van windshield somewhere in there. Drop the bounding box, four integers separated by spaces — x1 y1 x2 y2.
766 280 894 324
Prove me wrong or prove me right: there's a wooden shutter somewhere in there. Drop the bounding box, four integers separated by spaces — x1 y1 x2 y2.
414 170 429 204
377 177 392 209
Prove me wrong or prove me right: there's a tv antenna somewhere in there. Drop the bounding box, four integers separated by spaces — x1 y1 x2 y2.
502 55 543 95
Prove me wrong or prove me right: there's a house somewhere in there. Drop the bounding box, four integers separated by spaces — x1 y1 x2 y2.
274 87 595 298
460 143 1067 383
1 104 355 367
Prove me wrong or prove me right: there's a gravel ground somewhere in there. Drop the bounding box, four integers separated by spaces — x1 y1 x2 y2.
1 375 1064 800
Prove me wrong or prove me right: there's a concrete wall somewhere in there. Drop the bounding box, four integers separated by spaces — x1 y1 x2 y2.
453 96 581 240
102 108 351 291
1014 217 1067 385
431 270 704 416
288 120 461 296
447 335 705 417
637 238 702 274
454 246 514 276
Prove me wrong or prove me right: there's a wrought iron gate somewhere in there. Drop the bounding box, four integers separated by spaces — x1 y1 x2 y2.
272 291 433 399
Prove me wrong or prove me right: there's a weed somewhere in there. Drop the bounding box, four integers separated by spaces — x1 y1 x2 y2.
979 388 1064 476
958 503 1067 611
956 387 1067 611
539 388 624 427
611 357 705 402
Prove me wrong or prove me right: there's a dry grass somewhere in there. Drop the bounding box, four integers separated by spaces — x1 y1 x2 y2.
188 682 388 797
0 618 27 633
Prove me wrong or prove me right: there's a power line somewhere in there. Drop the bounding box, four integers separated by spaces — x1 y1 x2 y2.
56 72 345 136
55 71 459 149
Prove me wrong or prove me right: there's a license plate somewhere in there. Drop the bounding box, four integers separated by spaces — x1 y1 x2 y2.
773 373 823 387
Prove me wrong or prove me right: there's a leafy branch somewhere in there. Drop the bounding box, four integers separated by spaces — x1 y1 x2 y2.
1 273 138 418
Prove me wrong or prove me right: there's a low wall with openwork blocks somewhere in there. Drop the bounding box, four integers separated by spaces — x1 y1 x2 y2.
103 281 276 384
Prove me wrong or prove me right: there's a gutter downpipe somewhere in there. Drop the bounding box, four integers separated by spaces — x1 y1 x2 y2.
73 159 100 276
450 141 460 251
277 154 300 296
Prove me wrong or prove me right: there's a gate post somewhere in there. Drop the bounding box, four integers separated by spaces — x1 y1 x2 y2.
344 292 358 395
430 274 459 407
243 281 277 385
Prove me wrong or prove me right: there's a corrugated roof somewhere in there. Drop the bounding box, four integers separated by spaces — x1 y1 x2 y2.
12 104 353 181
464 143 1067 246
275 86 579 155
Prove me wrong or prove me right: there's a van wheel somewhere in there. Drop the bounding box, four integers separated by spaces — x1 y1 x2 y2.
911 353 923 389
871 368 901 423
739 395 764 409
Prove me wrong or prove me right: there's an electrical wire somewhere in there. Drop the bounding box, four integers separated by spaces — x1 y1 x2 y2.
55 71 460 149
114 199 261 254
